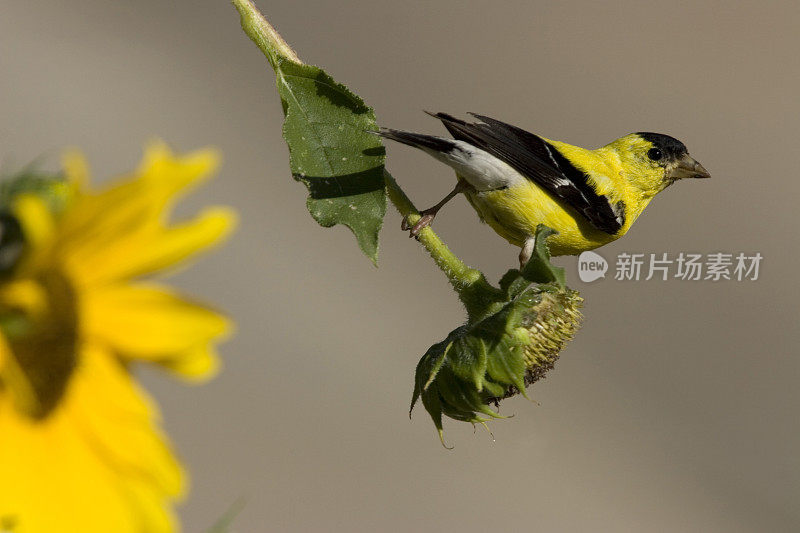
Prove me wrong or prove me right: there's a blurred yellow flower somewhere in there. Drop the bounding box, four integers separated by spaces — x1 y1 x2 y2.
0 142 237 532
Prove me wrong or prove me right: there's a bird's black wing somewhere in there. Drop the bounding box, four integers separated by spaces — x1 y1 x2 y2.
426 111 623 234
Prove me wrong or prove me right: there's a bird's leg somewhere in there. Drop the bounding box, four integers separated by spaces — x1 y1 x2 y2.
402 181 468 238
518 236 536 269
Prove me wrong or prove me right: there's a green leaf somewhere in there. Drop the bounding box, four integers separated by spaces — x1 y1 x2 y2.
204 498 246 533
235 0 387 265
276 60 386 264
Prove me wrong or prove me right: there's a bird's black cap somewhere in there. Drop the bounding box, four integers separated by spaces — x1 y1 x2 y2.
636 132 688 159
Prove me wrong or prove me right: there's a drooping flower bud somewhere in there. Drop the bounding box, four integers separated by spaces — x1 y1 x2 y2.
411 226 584 444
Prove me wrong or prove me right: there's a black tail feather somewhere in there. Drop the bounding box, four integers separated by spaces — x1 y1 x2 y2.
370 127 456 153
424 111 472 139
423 110 467 124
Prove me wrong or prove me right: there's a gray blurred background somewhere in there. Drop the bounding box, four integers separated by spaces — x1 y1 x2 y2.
2 1 798 531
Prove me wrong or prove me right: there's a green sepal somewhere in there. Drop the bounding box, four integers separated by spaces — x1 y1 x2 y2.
0 169 68 215
447 335 488 392
499 225 566 301
411 288 533 424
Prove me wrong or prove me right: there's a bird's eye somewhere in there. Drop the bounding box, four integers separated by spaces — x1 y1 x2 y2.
647 148 663 161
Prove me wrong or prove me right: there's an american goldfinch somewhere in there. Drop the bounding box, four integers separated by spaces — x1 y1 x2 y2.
374 112 709 266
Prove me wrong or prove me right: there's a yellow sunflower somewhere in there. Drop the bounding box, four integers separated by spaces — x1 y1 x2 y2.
0 142 237 532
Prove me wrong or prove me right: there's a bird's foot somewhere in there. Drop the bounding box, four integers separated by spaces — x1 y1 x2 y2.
401 210 436 238
400 182 468 238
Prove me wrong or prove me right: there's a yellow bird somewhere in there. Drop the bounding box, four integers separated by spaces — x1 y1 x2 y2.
374 112 710 266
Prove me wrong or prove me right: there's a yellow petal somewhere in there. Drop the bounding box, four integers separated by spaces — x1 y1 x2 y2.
160 344 222 382
70 344 185 499
62 148 90 188
11 195 56 273
81 284 229 379
0 278 49 320
68 207 237 286
137 141 221 197
58 180 157 245
0 333 38 420
56 143 221 267
0 332 6 369
0 344 182 532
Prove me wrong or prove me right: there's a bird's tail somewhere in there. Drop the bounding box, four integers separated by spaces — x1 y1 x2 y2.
368 127 457 154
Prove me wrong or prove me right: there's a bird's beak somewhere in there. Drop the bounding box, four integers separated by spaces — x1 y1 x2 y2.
669 154 711 180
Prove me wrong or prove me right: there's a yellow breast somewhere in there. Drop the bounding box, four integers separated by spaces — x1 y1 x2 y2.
465 182 620 256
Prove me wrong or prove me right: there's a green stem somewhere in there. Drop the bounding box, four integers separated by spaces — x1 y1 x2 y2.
233 0 300 67
383 171 503 320
383 172 481 288
233 0 503 320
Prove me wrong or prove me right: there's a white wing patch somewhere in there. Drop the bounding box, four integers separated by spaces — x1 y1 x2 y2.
419 141 528 191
